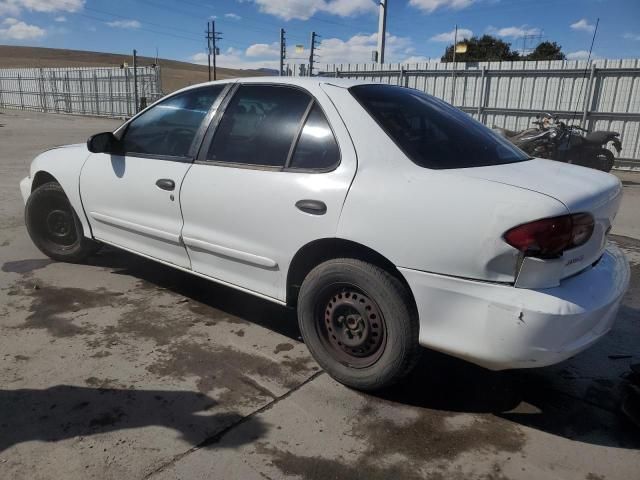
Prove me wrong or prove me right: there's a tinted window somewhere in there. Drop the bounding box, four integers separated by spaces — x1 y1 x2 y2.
289 104 340 170
121 85 223 157
207 85 311 167
350 84 529 169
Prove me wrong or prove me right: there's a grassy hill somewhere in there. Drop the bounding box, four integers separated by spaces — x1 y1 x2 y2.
0 45 267 93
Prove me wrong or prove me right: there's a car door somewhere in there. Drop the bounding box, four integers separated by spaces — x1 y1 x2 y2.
180 83 357 301
80 84 226 268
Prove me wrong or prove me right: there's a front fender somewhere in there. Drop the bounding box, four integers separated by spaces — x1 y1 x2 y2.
27 145 93 239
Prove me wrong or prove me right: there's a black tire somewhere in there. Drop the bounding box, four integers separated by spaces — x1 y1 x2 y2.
595 149 615 172
25 182 101 263
297 258 421 391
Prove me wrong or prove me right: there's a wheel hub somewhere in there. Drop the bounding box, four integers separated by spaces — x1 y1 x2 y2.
321 288 386 367
46 209 72 238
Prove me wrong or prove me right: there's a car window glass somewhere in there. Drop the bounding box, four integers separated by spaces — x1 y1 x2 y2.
289 104 340 170
207 85 311 167
121 85 224 157
350 84 529 169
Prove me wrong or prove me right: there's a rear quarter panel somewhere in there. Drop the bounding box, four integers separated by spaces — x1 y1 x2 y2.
324 85 568 283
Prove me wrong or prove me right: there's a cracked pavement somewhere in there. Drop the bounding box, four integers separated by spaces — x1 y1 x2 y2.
1 108 639 479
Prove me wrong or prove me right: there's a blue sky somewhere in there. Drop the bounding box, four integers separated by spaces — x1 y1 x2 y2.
1 0 639 69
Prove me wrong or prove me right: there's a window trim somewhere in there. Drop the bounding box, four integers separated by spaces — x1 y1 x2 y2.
114 83 231 163
194 82 342 173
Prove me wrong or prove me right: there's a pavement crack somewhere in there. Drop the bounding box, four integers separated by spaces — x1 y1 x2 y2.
144 370 325 479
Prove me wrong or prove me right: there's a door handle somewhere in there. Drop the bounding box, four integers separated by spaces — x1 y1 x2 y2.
156 179 175 191
295 199 327 215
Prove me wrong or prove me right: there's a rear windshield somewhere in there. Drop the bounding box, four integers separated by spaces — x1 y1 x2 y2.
350 84 529 169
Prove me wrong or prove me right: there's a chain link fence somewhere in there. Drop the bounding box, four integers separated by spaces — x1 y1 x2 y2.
0 66 163 118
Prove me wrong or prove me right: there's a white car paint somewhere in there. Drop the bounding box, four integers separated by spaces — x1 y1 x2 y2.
20 77 630 371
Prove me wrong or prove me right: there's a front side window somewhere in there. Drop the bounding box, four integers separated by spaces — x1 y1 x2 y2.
289 104 340 170
207 85 311 167
121 85 224 158
350 84 529 169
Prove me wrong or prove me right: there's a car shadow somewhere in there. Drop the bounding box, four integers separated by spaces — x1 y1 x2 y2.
86 247 639 451
0 385 267 452
87 246 301 341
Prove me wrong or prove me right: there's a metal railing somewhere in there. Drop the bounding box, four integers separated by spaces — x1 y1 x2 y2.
0 66 163 118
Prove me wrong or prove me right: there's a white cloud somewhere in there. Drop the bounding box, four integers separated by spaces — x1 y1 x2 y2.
190 47 279 70
0 0 83 15
247 0 376 21
570 18 595 33
246 42 279 57
54 15 66 22
106 19 141 29
409 0 475 13
401 55 431 64
224 12 241 20
566 50 594 60
487 25 541 38
623 32 640 41
0 17 45 39
430 28 473 42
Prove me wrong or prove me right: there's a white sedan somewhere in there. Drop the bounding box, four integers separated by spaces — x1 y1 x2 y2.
20 77 630 391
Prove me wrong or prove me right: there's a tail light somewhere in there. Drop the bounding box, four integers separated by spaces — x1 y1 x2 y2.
504 213 594 258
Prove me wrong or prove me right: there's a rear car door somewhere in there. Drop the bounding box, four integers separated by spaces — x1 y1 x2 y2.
180 83 357 301
80 85 226 268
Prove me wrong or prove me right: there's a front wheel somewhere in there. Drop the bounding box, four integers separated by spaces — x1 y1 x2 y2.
25 182 101 263
297 258 421 391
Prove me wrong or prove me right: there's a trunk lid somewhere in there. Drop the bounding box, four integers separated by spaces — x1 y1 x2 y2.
450 158 623 284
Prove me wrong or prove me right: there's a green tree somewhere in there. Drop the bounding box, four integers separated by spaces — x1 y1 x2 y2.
525 41 566 60
441 35 520 62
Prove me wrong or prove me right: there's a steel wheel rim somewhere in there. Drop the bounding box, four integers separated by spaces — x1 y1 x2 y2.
316 284 387 368
32 194 79 249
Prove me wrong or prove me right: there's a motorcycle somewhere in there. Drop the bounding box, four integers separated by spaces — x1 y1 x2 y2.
493 114 622 172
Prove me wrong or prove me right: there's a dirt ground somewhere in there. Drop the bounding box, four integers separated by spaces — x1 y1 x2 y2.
1 107 639 479
0 46 266 93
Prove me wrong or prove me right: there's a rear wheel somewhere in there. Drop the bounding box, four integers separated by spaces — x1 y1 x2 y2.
297 258 420 391
594 149 615 172
25 182 101 262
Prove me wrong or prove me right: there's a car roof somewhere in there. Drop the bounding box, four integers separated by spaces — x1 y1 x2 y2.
177 76 376 93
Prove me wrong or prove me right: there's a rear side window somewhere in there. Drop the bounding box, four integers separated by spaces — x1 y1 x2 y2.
289 104 340 170
121 85 224 158
207 85 311 167
350 84 529 169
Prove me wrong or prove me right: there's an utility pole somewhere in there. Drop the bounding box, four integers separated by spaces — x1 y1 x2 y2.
212 20 222 81
132 49 139 113
309 31 320 77
205 21 222 81
377 0 388 64
205 22 212 81
279 28 286 76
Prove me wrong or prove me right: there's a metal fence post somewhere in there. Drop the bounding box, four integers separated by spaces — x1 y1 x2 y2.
0 75 4 108
38 68 47 112
18 73 24 110
93 71 100 116
64 71 71 113
108 70 114 117
581 63 597 128
477 66 486 118
78 70 86 114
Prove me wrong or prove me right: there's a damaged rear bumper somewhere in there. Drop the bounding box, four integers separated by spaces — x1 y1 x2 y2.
399 244 630 370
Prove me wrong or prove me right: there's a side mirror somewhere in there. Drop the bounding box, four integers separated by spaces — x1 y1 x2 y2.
87 132 119 154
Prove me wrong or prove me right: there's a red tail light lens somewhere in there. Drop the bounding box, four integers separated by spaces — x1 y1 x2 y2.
504 213 594 258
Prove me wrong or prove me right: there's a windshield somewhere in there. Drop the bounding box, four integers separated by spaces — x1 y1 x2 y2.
350 84 530 169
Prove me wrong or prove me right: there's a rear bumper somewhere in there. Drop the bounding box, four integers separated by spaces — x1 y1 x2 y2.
399 244 630 370
20 176 32 204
